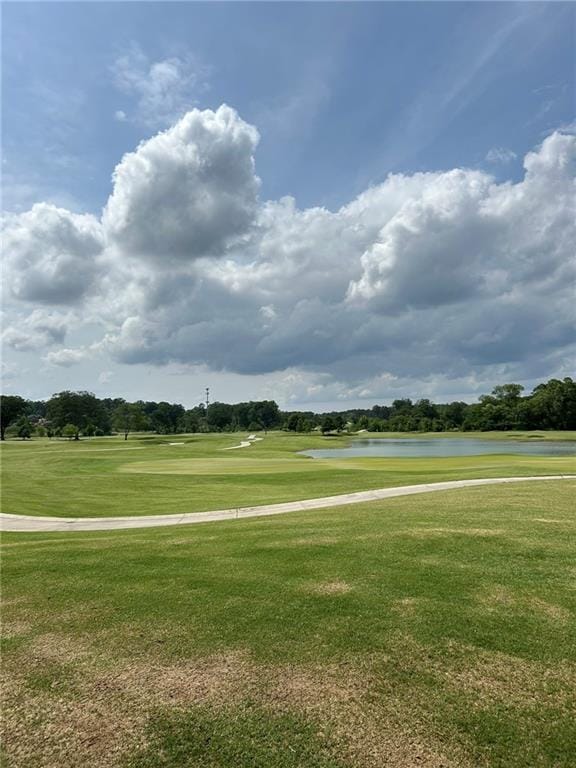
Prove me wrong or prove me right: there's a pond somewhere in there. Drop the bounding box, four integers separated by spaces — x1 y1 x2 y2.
302 438 576 459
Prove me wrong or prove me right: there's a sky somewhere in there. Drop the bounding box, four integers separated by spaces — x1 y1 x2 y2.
2 1 575 411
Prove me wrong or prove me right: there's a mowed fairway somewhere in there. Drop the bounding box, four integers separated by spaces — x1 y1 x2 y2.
1 433 575 767
2 481 576 767
1 431 575 518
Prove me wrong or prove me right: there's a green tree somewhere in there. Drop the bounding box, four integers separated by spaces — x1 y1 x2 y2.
113 402 148 440
150 402 185 434
296 415 312 432
443 401 468 429
321 415 337 434
492 384 524 402
16 417 32 440
206 402 235 431
284 413 300 432
62 423 78 440
414 399 438 420
530 378 576 429
477 384 525 430
46 391 110 437
181 406 205 433
0 395 27 441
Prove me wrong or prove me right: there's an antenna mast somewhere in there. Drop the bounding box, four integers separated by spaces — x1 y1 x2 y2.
205 387 210 410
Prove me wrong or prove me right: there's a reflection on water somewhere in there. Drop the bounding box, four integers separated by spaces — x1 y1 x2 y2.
302 438 576 459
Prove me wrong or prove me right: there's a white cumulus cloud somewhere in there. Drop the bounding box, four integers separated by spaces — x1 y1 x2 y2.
43 347 89 367
4 106 575 402
103 105 260 264
2 309 71 351
103 129 575 387
2 203 104 305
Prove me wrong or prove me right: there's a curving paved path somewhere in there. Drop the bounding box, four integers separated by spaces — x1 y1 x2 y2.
1 475 574 533
223 434 264 450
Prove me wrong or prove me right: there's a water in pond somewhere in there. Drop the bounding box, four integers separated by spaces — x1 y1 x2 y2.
302 438 576 459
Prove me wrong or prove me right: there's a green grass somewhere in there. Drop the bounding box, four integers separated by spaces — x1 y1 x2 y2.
124 705 347 768
2 482 575 767
2 432 575 766
1 431 574 517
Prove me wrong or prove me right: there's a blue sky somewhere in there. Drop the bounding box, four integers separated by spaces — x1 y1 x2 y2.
2 2 575 409
4 2 573 212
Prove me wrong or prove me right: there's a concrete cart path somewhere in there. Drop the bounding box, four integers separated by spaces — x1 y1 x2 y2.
223 434 265 450
1 475 574 533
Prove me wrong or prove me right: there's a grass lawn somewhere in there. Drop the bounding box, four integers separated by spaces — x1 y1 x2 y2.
2 480 576 767
1 431 575 517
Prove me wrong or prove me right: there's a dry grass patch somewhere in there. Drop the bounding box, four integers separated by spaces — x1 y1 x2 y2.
256 536 340 549
305 581 353 596
0 619 32 638
445 645 576 709
27 632 94 663
1 639 473 768
392 597 419 616
479 586 571 623
401 527 505 539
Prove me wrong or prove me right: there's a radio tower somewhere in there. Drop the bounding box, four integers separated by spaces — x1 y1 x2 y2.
205 387 210 410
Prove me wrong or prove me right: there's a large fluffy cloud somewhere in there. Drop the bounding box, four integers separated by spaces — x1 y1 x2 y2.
349 133 575 312
3 106 575 400
2 309 70 351
103 105 260 263
102 129 575 383
3 203 104 305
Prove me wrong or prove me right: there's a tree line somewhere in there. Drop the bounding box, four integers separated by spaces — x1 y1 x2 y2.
1 377 575 440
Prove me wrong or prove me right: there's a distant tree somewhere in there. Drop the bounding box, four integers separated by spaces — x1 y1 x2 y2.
112 402 148 440
284 413 300 432
234 402 252 429
46 391 110 436
443 401 468 429
150 402 185 434
530 378 576 429
371 404 391 420
16 417 32 440
492 384 524 402
62 423 78 440
296 416 312 432
391 398 414 415
355 415 370 431
0 395 27 440
83 422 96 437
333 414 345 432
206 402 235 431
285 413 313 432
368 418 386 432
251 401 280 432
41 420 55 439
321 415 337 434
476 383 525 430
414 399 438 420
